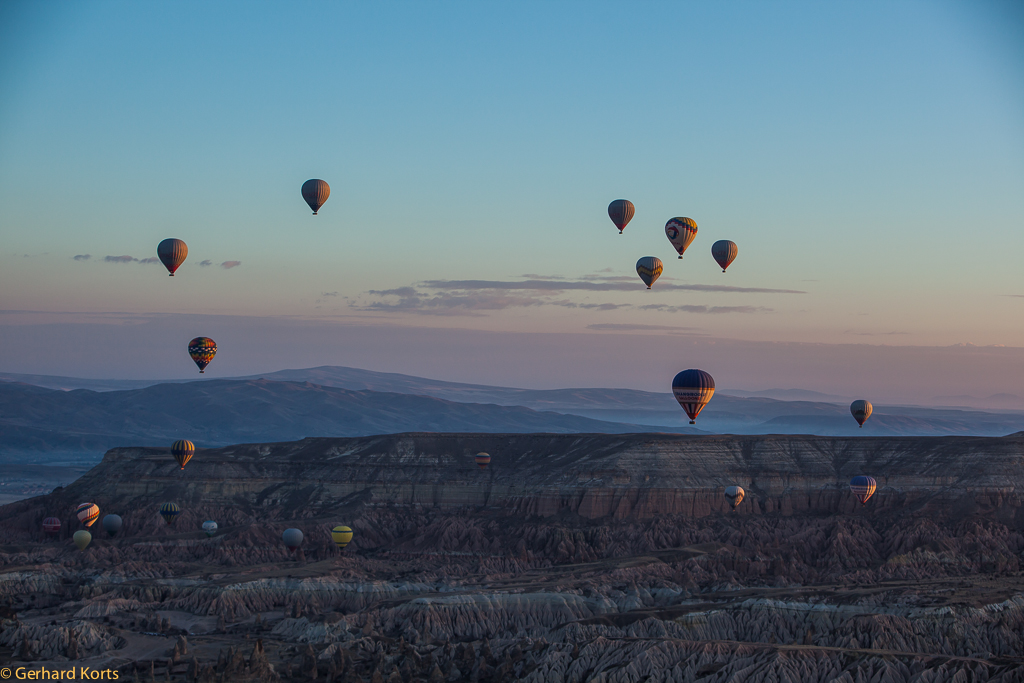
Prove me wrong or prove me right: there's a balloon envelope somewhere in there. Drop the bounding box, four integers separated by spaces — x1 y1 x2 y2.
724 485 745 510
851 400 873 427
607 200 635 233
202 521 218 537
282 528 304 551
850 475 877 504
475 452 491 469
157 239 188 276
73 530 92 551
711 240 738 272
42 517 62 536
159 502 180 525
188 337 217 373
172 440 195 469
665 218 698 258
672 369 715 424
636 257 663 289
76 503 100 527
331 525 353 549
102 514 122 537
301 179 330 214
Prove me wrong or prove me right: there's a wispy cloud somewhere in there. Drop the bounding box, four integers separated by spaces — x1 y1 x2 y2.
221 261 242 269
321 291 339 297
73 254 91 261
420 278 804 294
1003 294 1024 299
199 260 213 267
587 323 702 332
638 304 770 314
138 257 160 264
104 255 136 263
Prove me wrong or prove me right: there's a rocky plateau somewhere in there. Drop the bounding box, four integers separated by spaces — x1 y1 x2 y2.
3 431 1024 681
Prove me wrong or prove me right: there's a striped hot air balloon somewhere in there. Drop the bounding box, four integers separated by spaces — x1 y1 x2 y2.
665 218 698 259
850 400 873 428
475 452 491 469
331 525 353 549
172 440 195 469
188 337 217 373
76 503 100 527
672 369 715 424
607 200 635 234
159 502 180 525
850 476 877 505
157 238 188 276
724 485 745 510
711 240 738 272
42 517 62 536
301 179 331 215
636 257 663 289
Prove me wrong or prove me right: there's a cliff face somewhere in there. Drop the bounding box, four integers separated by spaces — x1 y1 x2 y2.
18 431 1024 525
3 432 1024 682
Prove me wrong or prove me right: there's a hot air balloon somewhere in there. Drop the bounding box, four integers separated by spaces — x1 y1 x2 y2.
73 530 92 551
724 485 745 510
159 502 180 525
42 517 62 536
172 440 195 469
102 514 122 537
157 238 188 276
665 218 698 259
331 525 353 549
202 521 218 537
711 240 738 272
636 257 663 289
76 503 99 527
301 179 330 215
608 200 635 234
188 337 217 373
851 400 873 428
850 476 877 505
672 369 715 424
475 452 491 469
282 528 304 552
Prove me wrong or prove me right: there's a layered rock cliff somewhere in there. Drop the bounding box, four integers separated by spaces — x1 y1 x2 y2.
3 432 1024 681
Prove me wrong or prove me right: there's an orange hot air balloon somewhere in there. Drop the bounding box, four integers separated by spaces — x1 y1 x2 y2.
302 179 331 215
607 200 635 234
475 452 491 469
850 476 876 505
157 239 188 276
724 485 745 510
172 440 195 469
188 337 217 373
711 240 738 272
76 503 100 527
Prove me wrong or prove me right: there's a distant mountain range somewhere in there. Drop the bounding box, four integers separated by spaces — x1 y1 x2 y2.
0 378 703 455
1 366 1022 462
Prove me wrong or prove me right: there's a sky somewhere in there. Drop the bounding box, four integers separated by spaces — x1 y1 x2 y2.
1 1 1022 399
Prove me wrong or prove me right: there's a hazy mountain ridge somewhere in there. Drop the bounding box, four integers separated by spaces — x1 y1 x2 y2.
0 378 699 456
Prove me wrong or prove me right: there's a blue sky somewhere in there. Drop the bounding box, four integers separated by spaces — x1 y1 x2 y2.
1 1 1022 395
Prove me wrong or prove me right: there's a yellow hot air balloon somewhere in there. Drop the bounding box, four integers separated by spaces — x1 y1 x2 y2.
331 525 353 549
172 440 195 469
636 257 663 289
73 530 92 551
